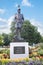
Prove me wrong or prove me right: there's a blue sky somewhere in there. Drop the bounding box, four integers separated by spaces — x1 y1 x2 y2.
0 0 43 35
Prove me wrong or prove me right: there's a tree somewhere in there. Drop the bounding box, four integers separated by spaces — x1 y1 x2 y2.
10 21 16 40
2 33 10 46
40 36 43 43
21 20 41 45
8 33 13 42
10 20 41 45
10 21 15 34
0 35 4 46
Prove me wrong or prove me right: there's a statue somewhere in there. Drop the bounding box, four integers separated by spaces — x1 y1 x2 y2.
13 5 24 41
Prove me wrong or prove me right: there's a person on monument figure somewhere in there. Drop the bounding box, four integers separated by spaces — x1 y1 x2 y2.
14 5 24 40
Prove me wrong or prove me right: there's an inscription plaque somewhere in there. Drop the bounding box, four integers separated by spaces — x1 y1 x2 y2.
14 46 25 54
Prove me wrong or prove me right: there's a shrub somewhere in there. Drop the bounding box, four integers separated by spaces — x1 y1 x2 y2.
38 49 43 56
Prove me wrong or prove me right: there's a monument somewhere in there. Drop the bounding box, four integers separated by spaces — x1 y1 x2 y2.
10 5 29 59
10 42 29 59
13 5 24 42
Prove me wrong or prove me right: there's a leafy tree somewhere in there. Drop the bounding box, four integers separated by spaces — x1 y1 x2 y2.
21 20 41 45
39 43 43 49
2 33 10 46
10 21 15 34
40 36 43 43
10 21 16 40
10 20 41 45
8 33 13 42
0 35 4 46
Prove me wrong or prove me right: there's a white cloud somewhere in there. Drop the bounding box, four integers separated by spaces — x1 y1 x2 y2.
0 15 14 34
22 0 32 7
0 9 5 14
0 18 7 22
14 0 33 8
0 25 7 29
0 18 10 34
15 4 18 7
8 15 14 26
0 28 10 34
30 19 43 36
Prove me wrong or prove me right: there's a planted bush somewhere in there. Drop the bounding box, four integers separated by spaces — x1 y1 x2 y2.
38 49 43 56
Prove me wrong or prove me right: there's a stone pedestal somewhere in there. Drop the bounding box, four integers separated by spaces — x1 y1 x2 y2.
10 42 29 59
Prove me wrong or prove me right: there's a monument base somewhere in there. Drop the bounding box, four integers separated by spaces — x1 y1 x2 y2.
10 42 29 59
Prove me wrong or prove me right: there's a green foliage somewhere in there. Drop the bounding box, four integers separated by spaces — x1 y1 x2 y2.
0 35 4 46
8 33 14 42
0 49 10 54
39 43 43 49
38 49 43 56
10 20 41 45
10 21 15 34
21 20 41 45
41 37 43 42
2 33 10 46
10 21 16 40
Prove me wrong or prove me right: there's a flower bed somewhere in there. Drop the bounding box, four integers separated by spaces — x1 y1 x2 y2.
0 58 43 65
0 44 43 65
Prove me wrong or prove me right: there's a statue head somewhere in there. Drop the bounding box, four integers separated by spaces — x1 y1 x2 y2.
17 5 21 14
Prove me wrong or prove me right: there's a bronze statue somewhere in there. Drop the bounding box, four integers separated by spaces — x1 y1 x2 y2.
13 5 24 41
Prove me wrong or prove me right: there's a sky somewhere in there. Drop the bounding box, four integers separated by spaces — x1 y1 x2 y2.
0 0 43 36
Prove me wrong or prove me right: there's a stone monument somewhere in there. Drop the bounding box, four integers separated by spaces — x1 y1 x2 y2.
10 42 29 59
10 5 29 59
13 5 24 42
